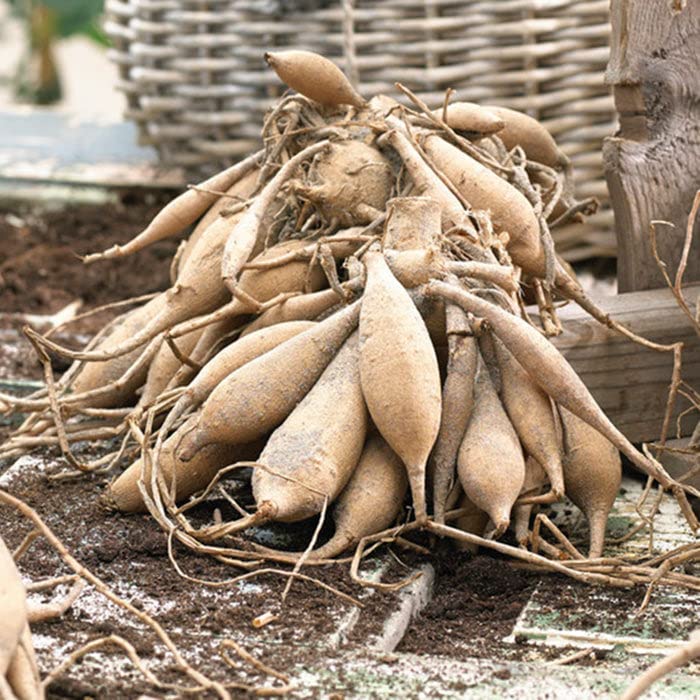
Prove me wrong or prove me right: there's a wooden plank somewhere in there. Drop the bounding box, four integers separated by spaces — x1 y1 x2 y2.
0 110 184 189
659 438 700 491
603 0 700 292
549 283 700 443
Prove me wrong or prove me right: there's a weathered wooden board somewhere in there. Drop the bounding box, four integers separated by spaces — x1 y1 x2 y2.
0 110 183 189
549 283 700 443
659 438 700 491
603 0 700 292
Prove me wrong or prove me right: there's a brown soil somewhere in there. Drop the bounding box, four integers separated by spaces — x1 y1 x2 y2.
0 194 176 314
0 447 409 698
398 552 539 659
0 194 178 383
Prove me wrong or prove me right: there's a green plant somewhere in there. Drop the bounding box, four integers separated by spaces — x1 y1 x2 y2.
8 0 106 104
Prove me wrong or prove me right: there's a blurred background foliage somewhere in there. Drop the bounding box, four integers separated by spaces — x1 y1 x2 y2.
6 0 106 104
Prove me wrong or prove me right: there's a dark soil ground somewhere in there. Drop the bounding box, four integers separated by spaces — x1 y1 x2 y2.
2 440 670 698
0 193 176 314
0 194 178 384
0 447 395 698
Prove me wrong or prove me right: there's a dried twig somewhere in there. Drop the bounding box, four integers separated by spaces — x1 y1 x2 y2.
621 629 700 700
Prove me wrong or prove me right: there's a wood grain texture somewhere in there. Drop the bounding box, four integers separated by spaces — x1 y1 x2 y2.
603 0 700 292
549 284 700 443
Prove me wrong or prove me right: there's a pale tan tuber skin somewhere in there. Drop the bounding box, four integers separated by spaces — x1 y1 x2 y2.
385 250 519 296
453 490 490 554
482 105 568 169
457 357 526 535
384 196 444 252
293 141 393 227
66 294 169 407
430 304 478 524
560 407 622 558
132 206 249 344
177 301 361 460
165 316 245 391
265 50 365 108
221 141 331 294
444 260 519 296
253 332 368 523
310 435 407 558
0 536 41 700
52 205 250 364
239 282 361 337
0 536 26 676
426 280 677 493
384 248 442 288
5 622 41 700
137 327 203 411
359 249 441 523
106 414 261 513
378 129 467 232
165 320 317 436
432 102 505 135
168 238 328 340
235 239 327 302
241 226 369 274
383 196 446 287
248 434 407 561
513 456 548 546
177 167 260 275
493 336 565 502
420 134 546 277
82 152 261 264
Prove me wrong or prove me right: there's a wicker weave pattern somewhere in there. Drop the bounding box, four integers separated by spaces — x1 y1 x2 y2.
106 0 616 259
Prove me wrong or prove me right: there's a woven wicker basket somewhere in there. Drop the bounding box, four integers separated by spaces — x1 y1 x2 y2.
105 0 616 260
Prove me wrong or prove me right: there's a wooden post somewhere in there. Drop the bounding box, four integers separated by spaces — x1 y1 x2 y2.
603 0 700 293
550 284 700 443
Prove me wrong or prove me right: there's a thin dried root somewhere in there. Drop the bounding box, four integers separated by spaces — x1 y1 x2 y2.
533 278 561 336
12 529 40 560
620 629 700 700
164 533 363 608
2 335 160 415
281 497 328 602
515 489 561 506
25 329 90 472
42 634 195 694
195 506 273 541
555 271 680 354
27 579 85 624
532 513 585 560
219 639 293 696
649 190 700 337
549 197 598 228
548 647 597 667
427 520 633 587
44 292 158 338
0 489 231 699
350 524 425 592
168 290 300 341
25 574 78 593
